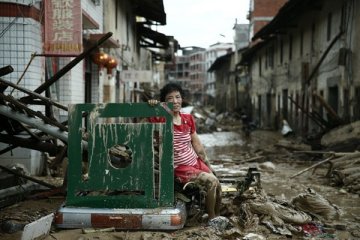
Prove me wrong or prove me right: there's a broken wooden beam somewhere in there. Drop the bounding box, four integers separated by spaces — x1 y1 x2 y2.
0 78 68 111
290 155 335 179
0 105 68 142
0 165 57 189
0 134 59 155
0 65 13 77
0 93 68 131
312 92 343 126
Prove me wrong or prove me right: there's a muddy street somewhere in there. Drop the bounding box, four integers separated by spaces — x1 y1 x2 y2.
0 129 359 240
202 130 360 239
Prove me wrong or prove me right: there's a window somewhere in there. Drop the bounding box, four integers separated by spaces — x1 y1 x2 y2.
311 23 315 54
259 56 262 76
340 5 346 32
282 89 288 120
327 12 332 41
265 49 268 69
280 39 284 64
289 34 293 61
268 45 274 68
300 30 304 56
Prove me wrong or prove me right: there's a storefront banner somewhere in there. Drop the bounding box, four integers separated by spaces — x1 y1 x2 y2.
44 0 82 55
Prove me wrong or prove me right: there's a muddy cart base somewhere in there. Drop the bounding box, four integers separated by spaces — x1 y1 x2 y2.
54 201 187 230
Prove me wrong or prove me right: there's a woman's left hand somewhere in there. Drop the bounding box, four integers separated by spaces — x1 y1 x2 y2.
148 99 159 106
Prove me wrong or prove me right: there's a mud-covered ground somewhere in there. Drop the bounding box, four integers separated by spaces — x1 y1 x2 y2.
0 130 359 239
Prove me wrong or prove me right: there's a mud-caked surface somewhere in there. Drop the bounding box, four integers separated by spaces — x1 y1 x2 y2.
0 130 359 239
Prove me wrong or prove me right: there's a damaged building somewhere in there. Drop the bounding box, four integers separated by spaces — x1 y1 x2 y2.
240 0 360 135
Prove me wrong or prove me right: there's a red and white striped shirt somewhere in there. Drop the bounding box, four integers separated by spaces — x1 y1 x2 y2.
173 113 198 168
149 113 198 168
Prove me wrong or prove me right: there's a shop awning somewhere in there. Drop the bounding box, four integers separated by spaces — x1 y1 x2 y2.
138 25 169 49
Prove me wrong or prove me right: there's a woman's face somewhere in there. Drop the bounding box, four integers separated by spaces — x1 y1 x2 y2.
165 90 182 113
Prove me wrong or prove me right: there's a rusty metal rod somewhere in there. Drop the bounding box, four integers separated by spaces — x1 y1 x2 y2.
32 32 113 95
10 52 36 95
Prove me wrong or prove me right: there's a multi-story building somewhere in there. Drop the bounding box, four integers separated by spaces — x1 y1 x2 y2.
204 43 233 105
187 47 206 104
164 46 205 104
172 55 190 88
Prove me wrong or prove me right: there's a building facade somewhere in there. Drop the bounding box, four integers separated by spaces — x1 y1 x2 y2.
204 42 234 105
0 0 169 174
242 0 360 135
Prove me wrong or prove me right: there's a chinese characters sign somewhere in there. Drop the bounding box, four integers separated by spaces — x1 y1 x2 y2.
120 70 153 82
44 0 82 55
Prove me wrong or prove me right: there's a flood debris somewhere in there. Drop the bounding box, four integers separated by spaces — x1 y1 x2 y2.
290 151 360 194
1 220 25 234
207 216 231 232
280 119 293 136
275 139 312 152
234 183 341 238
0 165 57 190
21 213 54 240
291 188 342 221
327 151 360 194
243 233 266 240
191 107 244 133
321 120 360 152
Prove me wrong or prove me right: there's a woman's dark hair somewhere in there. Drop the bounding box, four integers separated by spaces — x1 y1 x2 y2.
160 83 184 102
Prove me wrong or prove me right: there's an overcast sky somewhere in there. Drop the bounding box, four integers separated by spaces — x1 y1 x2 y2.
157 0 250 49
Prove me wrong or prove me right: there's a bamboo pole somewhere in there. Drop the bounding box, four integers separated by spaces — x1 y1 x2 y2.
290 155 335 179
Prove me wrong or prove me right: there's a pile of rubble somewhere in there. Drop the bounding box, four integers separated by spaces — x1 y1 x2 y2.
234 186 342 238
186 106 245 133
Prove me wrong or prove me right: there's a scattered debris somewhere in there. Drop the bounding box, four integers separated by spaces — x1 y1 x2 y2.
1 220 25 234
291 188 342 221
257 162 276 172
207 216 230 231
321 120 360 150
243 233 266 240
21 213 54 240
275 139 312 152
281 119 293 136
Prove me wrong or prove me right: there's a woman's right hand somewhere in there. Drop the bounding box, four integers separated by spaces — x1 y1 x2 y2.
148 99 159 106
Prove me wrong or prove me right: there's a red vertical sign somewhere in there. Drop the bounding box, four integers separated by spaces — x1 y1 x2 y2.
44 0 82 55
